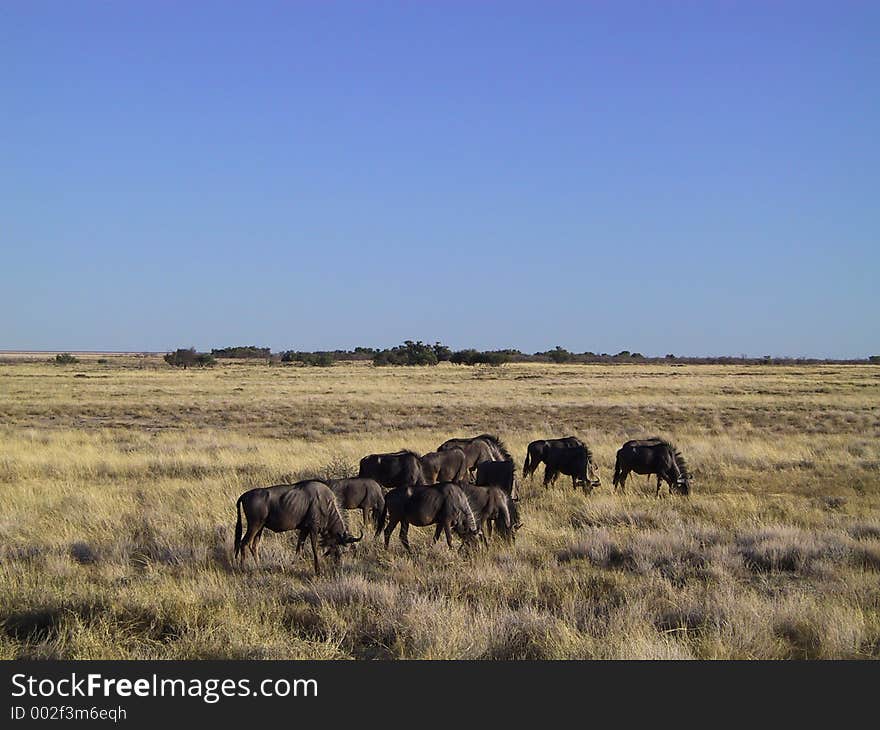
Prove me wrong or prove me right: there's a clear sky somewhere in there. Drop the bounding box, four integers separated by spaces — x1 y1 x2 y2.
2 2 877 357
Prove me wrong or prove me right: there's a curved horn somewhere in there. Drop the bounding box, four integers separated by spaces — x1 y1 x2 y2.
346 528 364 543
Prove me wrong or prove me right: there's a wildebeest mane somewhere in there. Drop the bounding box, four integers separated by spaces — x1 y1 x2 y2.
477 434 513 463
672 448 689 479
645 437 689 479
319 496 349 547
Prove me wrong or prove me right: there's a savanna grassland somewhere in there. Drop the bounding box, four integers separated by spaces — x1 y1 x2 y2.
1 356 879 659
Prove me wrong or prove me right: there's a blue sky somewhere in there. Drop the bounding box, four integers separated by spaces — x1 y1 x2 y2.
2 2 877 357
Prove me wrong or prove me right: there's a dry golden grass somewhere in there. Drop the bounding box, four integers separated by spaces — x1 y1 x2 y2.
1 357 878 659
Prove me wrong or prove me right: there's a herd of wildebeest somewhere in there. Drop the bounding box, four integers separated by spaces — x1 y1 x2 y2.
234 435 692 575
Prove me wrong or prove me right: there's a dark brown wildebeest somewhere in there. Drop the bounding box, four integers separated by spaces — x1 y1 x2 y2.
234 480 363 575
475 459 519 500
358 450 422 489
377 482 480 552
542 442 601 492
328 477 386 532
613 438 690 496
522 436 584 479
460 484 522 546
420 449 469 484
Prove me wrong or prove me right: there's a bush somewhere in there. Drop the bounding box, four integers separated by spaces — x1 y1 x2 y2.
55 353 79 365
450 349 511 366
546 346 572 364
210 345 270 359
164 348 215 369
280 351 335 367
372 341 439 367
432 342 452 362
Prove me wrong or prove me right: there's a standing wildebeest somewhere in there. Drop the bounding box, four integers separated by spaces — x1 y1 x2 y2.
438 434 512 476
460 484 522 546
419 449 469 484
522 436 585 479
358 450 422 488
329 477 386 532
613 438 691 496
475 459 519 500
378 482 480 552
542 442 601 491
234 480 362 575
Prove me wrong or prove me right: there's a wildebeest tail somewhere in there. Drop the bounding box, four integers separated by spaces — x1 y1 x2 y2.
374 501 388 538
612 450 623 488
234 495 244 558
523 451 531 476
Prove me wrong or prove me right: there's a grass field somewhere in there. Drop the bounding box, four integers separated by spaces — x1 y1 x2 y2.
1 356 879 659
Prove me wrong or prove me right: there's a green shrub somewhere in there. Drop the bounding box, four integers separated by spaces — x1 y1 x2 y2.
372 341 439 367
164 348 215 369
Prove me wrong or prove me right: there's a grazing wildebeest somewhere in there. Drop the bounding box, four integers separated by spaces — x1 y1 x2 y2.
329 477 386 532
438 434 512 475
460 484 522 546
542 442 601 491
522 436 584 479
475 459 519 500
358 450 422 488
613 438 691 496
234 480 362 575
377 482 480 552
419 449 469 484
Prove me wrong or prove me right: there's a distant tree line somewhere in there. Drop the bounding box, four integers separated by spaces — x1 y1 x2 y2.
164 342 879 368
211 345 271 359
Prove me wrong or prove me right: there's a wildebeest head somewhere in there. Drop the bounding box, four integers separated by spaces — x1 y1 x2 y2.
672 476 690 496
321 527 364 557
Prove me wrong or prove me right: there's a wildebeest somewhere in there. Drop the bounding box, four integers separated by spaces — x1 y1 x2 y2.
522 436 585 479
358 450 422 489
438 434 512 475
234 480 363 575
328 477 386 532
377 482 480 552
613 438 691 496
542 442 601 491
460 483 522 545
420 449 469 484
475 459 519 500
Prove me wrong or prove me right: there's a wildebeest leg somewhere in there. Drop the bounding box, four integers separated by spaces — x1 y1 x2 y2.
309 530 320 576
362 506 370 531
252 526 265 566
617 469 629 493
656 475 665 498
433 524 443 543
295 530 307 555
247 531 260 566
399 522 412 553
443 522 454 549
239 520 261 567
383 517 399 550
479 519 489 549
